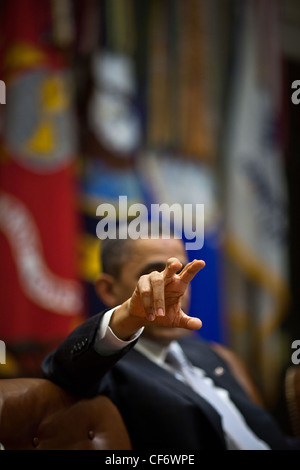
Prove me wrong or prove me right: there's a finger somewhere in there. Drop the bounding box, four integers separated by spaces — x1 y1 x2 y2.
178 259 205 285
178 312 202 331
163 258 183 282
137 275 155 321
150 271 165 317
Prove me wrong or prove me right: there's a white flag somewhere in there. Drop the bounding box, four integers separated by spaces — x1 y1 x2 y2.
223 0 289 405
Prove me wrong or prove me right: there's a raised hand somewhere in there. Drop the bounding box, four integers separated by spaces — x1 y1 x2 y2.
110 258 205 340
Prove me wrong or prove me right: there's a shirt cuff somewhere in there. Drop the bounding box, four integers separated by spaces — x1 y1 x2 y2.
94 306 144 356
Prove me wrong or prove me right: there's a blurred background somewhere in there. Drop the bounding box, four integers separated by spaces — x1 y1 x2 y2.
0 0 299 433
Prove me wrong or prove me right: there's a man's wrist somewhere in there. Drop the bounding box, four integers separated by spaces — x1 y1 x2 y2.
109 299 146 341
94 307 144 356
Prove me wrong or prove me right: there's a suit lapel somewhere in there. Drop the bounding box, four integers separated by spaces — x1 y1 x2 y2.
177 338 289 449
126 347 226 448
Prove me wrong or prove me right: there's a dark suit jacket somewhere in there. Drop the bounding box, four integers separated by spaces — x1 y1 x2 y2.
42 311 300 450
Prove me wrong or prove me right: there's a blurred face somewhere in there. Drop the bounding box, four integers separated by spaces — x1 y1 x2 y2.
112 237 192 345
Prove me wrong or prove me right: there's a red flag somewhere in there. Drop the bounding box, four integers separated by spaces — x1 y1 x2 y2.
0 0 84 343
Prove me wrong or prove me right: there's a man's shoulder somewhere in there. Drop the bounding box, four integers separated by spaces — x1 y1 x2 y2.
178 335 230 371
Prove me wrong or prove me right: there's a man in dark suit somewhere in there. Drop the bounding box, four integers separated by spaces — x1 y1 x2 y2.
42 233 300 450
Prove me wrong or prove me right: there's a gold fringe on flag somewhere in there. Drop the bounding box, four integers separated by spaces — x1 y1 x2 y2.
146 0 173 149
175 0 215 161
105 0 136 54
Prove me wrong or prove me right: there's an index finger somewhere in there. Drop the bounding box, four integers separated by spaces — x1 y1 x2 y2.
178 259 205 285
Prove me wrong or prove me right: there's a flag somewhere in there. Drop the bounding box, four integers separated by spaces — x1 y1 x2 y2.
141 151 224 343
0 0 84 346
223 0 289 405
146 0 215 161
141 0 223 342
77 0 145 316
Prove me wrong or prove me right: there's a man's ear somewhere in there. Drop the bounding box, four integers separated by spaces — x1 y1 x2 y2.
95 273 119 308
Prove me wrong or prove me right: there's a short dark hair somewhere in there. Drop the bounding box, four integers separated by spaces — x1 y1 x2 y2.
100 237 133 279
99 219 176 279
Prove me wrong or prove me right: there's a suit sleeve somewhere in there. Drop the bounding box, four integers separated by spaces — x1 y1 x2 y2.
42 310 137 397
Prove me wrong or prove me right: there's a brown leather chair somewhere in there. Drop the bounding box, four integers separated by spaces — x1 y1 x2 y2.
285 365 300 437
0 378 132 450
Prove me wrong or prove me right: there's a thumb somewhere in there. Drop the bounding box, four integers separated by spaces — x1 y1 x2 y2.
178 312 202 331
